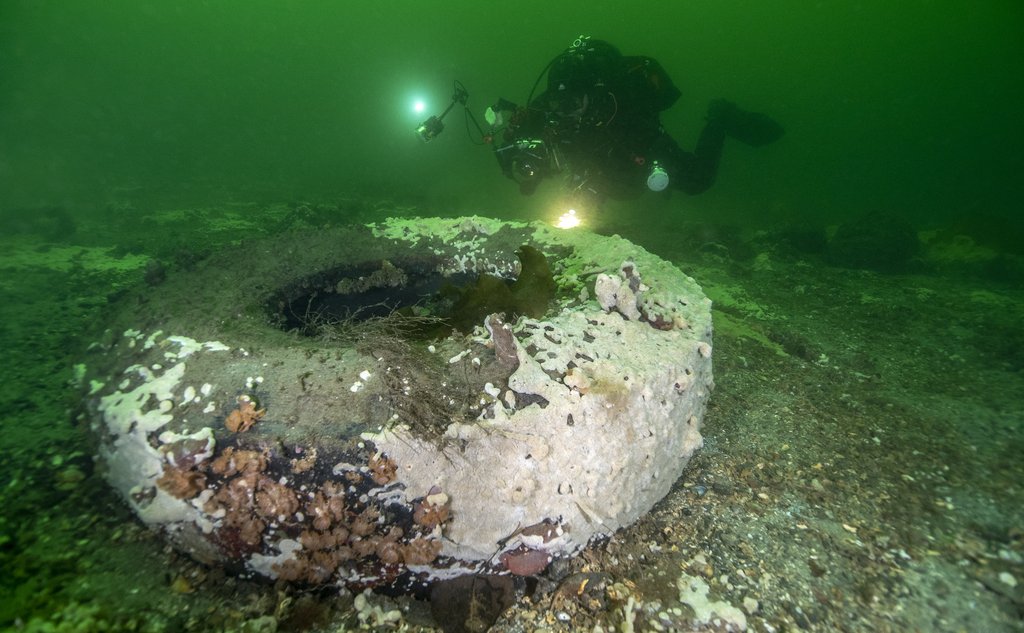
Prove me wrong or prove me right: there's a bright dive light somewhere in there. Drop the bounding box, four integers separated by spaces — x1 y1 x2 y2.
415 81 469 141
555 208 581 229
412 99 426 114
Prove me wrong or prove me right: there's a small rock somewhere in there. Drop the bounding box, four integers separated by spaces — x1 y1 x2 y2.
711 479 733 495
808 558 827 578
169 575 193 594
54 466 86 491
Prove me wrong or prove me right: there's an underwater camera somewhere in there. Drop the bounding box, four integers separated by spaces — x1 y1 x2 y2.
509 139 551 183
494 137 561 195
416 80 477 142
416 114 446 142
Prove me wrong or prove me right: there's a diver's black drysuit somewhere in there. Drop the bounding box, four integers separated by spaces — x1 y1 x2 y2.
493 38 783 202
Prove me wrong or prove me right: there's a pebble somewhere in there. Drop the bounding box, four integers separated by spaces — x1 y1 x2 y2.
712 479 734 495
998 572 1017 588
55 466 86 491
169 575 194 594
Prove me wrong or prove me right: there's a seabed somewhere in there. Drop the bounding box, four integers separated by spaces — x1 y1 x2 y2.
0 200 1021 632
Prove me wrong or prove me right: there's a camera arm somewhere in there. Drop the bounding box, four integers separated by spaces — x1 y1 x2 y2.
416 80 486 142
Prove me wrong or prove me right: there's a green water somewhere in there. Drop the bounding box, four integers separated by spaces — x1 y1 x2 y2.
1 2 1022 631
3 1 1022 229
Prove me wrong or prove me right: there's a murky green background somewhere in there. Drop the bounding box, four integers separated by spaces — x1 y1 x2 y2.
2 3 1023 630
2 0 1021 231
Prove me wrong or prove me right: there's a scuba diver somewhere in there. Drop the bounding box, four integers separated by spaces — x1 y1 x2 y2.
486 36 785 209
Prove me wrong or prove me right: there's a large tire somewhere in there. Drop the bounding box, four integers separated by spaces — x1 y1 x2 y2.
80 216 713 590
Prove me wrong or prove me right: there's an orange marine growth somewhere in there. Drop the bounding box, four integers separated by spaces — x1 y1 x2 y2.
225 398 265 433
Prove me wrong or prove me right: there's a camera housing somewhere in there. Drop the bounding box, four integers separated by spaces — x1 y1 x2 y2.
416 115 445 142
495 137 560 194
415 81 473 142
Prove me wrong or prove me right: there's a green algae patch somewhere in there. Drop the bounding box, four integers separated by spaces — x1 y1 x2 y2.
0 242 149 275
712 310 787 357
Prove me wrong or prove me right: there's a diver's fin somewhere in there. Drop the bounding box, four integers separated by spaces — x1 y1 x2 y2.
728 110 784 146
708 99 785 147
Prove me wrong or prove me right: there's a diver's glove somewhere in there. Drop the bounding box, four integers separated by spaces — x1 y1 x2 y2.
707 98 784 147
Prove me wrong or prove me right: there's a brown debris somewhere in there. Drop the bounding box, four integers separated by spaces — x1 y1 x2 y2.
351 536 380 558
413 491 452 530
235 516 266 547
500 547 551 576
224 398 265 433
166 435 449 586
306 484 347 531
156 467 207 499
160 436 211 469
376 540 404 565
275 531 358 584
520 519 563 542
208 447 267 477
205 471 258 513
403 537 443 565
367 452 398 486
305 551 340 584
300 527 350 551
290 447 318 473
274 557 311 583
350 507 380 537
203 470 267 551
486 313 520 369
254 476 299 519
